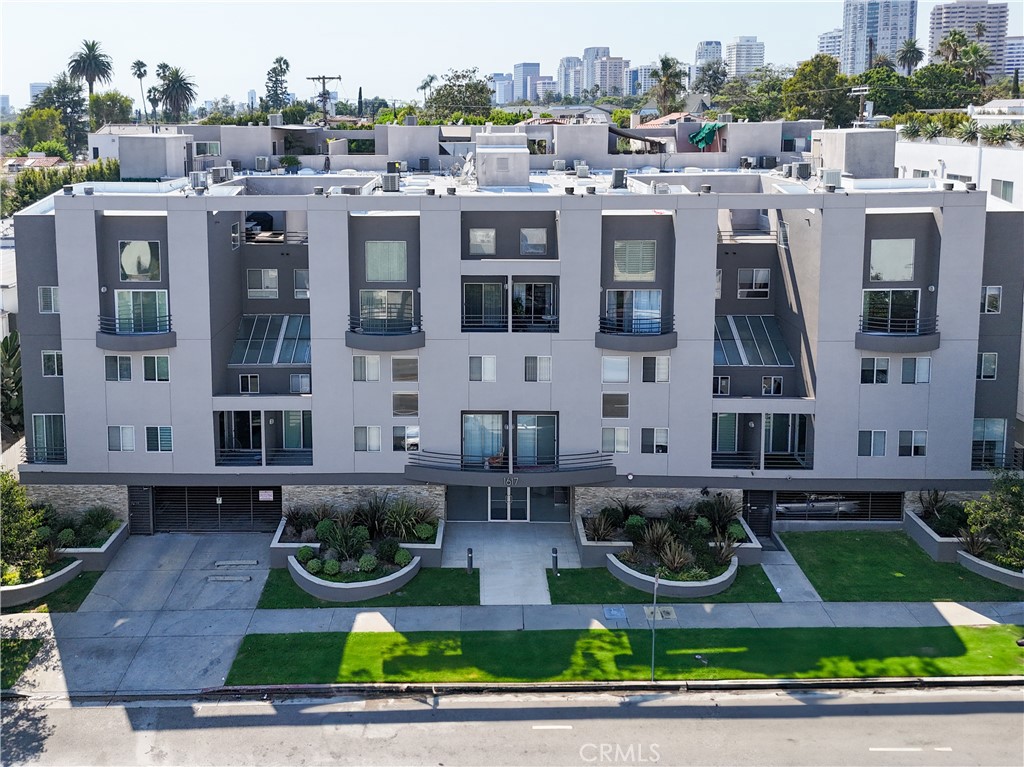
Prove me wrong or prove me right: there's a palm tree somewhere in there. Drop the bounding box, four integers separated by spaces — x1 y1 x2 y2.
160 67 197 122
974 21 987 41
959 42 995 85
649 54 685 116
936 29 969 63
418 74 437 102
131 60 147 122
67 39 113 97
146 86 162 121
155 62 170 82
896 38 924 76
871 54 896 71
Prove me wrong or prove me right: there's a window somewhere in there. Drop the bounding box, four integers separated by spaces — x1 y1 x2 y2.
981 286 1001 314
31 414 65 461
601 427 629 453
912 169 930 179
107 426 135 452
901 357 931 384
977 352 998 380
231 222 241 250
715 269 722 299
354 426 381 452
469 355 496 382
947 173 971 183
42 351 63 377
862 289 919 333
991 179 1014 203
641 427 669 454
762 376 783 396
613 240 656 281
393 425 420 452
239 374 259 394
144 355 169 382
290 373 311 394
365 241 407 281
520 228 547 255
294 269 309 299
392 357 418 382
105 355 131 382
360 289 414 331
393 392 418 417
601 356 629 383
525 355 552 382
145 425 173 452
858 430 886 457
353 355 380 382
511 281 556 330
38 286 59 314
229 315 310 365
861 357 889 384
468 228 496 256
118 241 161 282
247 269 278 299
283 411 312 449
194 141 220 156
462 283 505 330
605 290 662 334
869 239 914 282
602 393 629 418
973 418 1006 468
642 356 669 383
737 268 770 299
712 413 738 452
712 376 730 395
898 429 927 457
115 289 169 333
777 222 789 248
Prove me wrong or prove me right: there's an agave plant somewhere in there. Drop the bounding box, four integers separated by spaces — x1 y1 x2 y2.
1012 124 1024 148
383 497 419 539
695 494 740 536
711 533 739 567
899 118 923 139
920 121 943 140
980 123 1012 146
953 119 980 144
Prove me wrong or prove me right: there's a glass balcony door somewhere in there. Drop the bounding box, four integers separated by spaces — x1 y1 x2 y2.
463 282 506 331
462 412 507 468
606 290 661 334
514 413 557 468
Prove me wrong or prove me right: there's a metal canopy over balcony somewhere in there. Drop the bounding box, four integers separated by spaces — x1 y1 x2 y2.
855 314 940 352
96 314 176 351
405 450 616 487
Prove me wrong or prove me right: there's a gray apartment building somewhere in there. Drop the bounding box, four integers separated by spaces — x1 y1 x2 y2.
15 124 1024 535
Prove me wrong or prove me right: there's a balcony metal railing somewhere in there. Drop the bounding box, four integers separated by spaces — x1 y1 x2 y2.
970 446 1024 471
23 446 67 464
245 230 308 245
711 450 761 469
859 315 938 336
98 315 172 335
598 312 674 336
461 312 509 332
349 312 420 336
511 313 559 332
763 452 814 470
407 449 613 474
717 228 778 243
215 448 262 467
267 448 313 466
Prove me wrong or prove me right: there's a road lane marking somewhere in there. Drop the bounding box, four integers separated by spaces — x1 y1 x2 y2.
870 748 923 752
934 748 953 752
532 725 573 730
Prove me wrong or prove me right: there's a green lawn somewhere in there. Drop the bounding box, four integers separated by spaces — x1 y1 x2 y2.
781 531 1022 602
547 565 781 604
258 567 480 609
227 625 1024 685
1 638 43 689
0 571 102 615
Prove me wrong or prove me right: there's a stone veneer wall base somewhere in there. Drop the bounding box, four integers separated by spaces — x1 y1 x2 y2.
282 485 446 518
24 485 128 521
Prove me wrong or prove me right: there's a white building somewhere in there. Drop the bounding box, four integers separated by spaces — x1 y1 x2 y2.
513 63 540 102
928 0 1009 73
725 36 766 78
593 56 630 97
490 73 514 106
533 77 558 102
581 47 610 93
1006 36 1024 76
818 28 844 59
840 0 918 75
630 64 658 97
557 57 582 98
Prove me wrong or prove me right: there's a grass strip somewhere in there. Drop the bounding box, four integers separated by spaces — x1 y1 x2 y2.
548 565 780 604
227 625 1024 685
0 571 102 615
1 638 44 689
781 531 1022 602
257 567 480 609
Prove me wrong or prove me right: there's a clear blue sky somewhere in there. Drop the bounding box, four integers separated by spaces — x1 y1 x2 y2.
2 0 1022 110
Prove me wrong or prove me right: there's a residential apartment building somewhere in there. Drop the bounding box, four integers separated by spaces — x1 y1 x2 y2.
533 77 557 103
581 47 610 93
928 0 1009 73
725 36 766 78
17 123 1023 533
592 56 630 97
490 74 513 106
513 63 540 102
693 41 722 83
29 82 49 103
840 0 918 75
557 57 582 99
817 28 844 59
629 64 657 97
1003 36 1023 76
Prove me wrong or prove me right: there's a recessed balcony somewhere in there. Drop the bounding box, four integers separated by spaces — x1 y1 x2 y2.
855 314 939 352
405 450 616 487
346 312 425 351
595 312 677 351
96 314 177 351
23 446 67 465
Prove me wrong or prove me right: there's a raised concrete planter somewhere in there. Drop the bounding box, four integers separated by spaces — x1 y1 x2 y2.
63 521 129 571
399 519 445 568
287 554 421 603
574 515 633 568
956 551 1024 591
773 519 903 532
605 553 738 599
904 511 963 563
270 517 319 568
0 559 83 608
730 516 763 565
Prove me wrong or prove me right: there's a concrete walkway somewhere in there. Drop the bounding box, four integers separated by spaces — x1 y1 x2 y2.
760 548 824 603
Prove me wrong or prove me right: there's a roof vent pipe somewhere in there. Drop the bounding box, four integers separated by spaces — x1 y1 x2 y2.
447 187 456 195
700 184 712 193
565 186 574 195
966 182 977 190
313 186 324 195
943 181 954 190
586 186 596 195
83 186 94 196
825 184 835 193
195 187 205 196
62 185 74 195
426 188 436 196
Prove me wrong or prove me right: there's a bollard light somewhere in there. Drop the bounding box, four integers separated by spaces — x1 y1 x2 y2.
552 547 559 577
467 547 473 574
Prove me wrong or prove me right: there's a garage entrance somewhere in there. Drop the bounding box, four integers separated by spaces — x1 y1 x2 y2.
132 486 283 533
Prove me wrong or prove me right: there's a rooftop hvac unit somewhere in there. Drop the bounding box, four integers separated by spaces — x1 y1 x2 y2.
399 161 408 173
188 171 208 189
340 185 361 195
782 164 793 178
792 162 812 180
382 173 401 192
741 156 757 168
611 168 627 188
758 155 778 170
419 157 430 172
576 164 590 178
818 168 842 188
386 161 401 174
553 160 566 171
255 156 271 172
718 112 733 123
210 166 233 184
654 183 670 194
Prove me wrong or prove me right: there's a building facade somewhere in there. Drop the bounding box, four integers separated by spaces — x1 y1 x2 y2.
513 63 540 102
581 47 610 93
928 0 1009 73
557 57 582 99
840 0 918 75
725 36 766 78
592 56 629 97
1002 35 1023 76
817 28 844 59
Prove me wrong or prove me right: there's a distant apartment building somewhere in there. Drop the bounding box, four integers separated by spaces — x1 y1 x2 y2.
928 0 1008 73
629 64 658 97
557 57 582 98
489 73 514 106
533 77 557 102
29 82 49 103
1006 36 1024 75
693 41 723 83
818 28 844 59
582 47 610 92
513 63 541 102
840 0 918 75
725 36 766 78
593 56 630 96
0 95 10 116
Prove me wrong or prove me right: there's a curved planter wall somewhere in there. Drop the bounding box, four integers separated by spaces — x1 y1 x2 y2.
287 555 421 602
270 518 320 568
271 518 445 569
0 559 83 608
399 520 445 568
605 553 738 598
956 551 1024 591
64 522 129 571
903 511 963 563
574 515 634 568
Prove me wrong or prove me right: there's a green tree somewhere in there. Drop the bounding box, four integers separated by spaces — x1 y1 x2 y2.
783 55 856 128
896 38 925 76
15 107 63 146
89 90 134 130
964 469 1024 570
265 56 290 111
692 59 728 98
1 158 120 217
281 101 312 125
856 67 912 116
147 86 162 121
871 54 896 71
714 65 790 122
160 67 197 121
908 63 980 109
611 108 632 128
417 74 437 102
131 60 147 122
1012 69 1020 99
935 29 969 63
0 469 47 584
424 68 492 120
648 54 686 116
32 73 87 151
958 42 995 85
974 21 987 41
10 139 73 161
0 331 22 433
67 39 113 97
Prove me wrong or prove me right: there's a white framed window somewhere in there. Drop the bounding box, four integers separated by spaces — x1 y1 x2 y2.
858 430 886 457
392 357 419 382
901 357 931 384
613 240 656 281
642 356 669 383
469 355 496 382
143 355 169 382
41 351 63 377
601 356 629 383
524 355 552 382
641 427 669 454
898 429 927 457
981 286 1001 314
861 357 889 384
145 425 173 453
118 241 161 282
294 269 309 299
468 228 496 256
104 355 131 382
712 376 730 395
990 179 1014 203
520 228 547 255
247 269 278 299
107 425 135 452
393 392 419 417
231 222 241 250
602 392 629 418
393 425 420 452
239 374 260 394
601 427 629 453
353 355 380 382
354 426 381 452
869 239 915 282
715 269 722 299
761 376 783 396
737 268 770 299
290 373 311 394
38 286 59 314
194 141 220 156
365 241 407 281
977 352 998 380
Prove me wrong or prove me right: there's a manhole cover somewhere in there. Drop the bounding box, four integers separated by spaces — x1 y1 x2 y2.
643 606 676 621
603 607 626 620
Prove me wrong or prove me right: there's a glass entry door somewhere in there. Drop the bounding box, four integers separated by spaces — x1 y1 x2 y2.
488 487 529 521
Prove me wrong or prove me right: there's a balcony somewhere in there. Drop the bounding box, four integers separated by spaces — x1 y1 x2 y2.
511 313 559 333
405 450 616 487
971 447 1024 472
717 228 778 244
711 450 814 471
267 448 313 467
215 448 262 467
595 312 677 351
346 312 425 351
23 446 67 465
96 314 177 351
462 311 508 333
856 314 939 352
245 230 308 245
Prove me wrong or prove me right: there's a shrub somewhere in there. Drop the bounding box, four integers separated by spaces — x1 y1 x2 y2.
667 504 695 526
964 468 1024 570
413 505 438 526
322 559 340 576
322 548 339 562
726 521 747 542
616 548 641 565
352 526 370 546
376 538 400 563
314 519 336 542
82 506 116 530
358 553 378 573
933 502 968 538
311 502 338 524
696 495 740 536
613 498 647 518
305 558 322 574
284 505 314 533
599 505 624 529
394 548 413 567
584 515 615 542
681 566 710 582
641 520 673 555
693 516 712 536
958 528 992 558
660 540 695 572
711 533 738 567
413 522 436 542
355 493 390 538
339 559 358 573
917 489 946 520
35 526 53 545
624 514 647 543
384 498 418 539
56 528 76 548
299 528 318 543
296 545 316 564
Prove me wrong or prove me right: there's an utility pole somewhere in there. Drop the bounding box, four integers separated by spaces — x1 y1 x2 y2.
306 75 342 126
849 85 870 125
